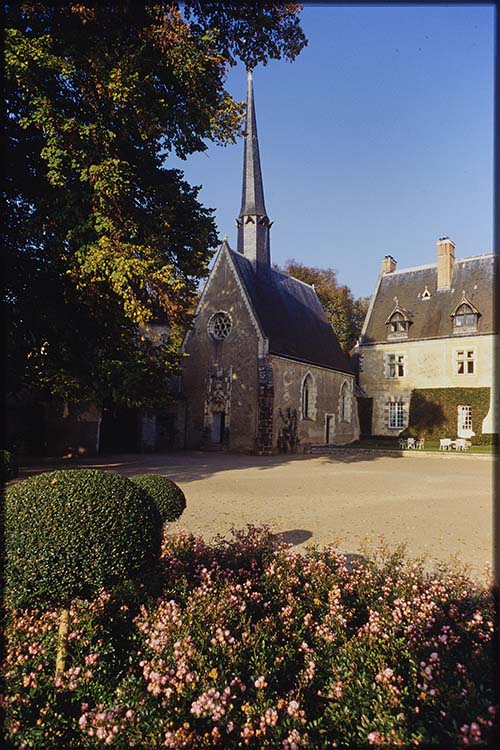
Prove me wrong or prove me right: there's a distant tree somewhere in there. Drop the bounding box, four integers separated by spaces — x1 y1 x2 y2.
280 260 370 352
5 2 307 409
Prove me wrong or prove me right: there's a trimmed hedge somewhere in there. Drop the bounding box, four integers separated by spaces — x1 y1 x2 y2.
130 474 186 523
1 449 18 484
5 469 162 610
471 433 498 446
403 387 491 441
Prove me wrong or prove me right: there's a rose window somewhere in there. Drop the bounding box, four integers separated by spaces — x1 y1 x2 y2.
208 312 232 341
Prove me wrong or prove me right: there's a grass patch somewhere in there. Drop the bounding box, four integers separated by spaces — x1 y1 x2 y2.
352 438 497 455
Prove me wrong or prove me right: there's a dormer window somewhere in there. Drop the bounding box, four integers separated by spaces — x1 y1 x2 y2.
453 304 477 330
389 312 408 334
450 294 479 334
385 306 411 339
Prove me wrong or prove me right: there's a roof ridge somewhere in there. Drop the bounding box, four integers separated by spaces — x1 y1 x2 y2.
455 253 496 262
272 267 316 290
387 252 496 277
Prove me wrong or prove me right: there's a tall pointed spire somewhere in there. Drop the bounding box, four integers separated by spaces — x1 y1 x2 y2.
237 69 271 274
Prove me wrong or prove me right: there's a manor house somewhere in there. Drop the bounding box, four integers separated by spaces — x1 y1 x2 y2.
181 70 359 453
354 239 497 439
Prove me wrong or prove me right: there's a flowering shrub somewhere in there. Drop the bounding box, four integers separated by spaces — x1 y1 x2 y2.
4 526 497 748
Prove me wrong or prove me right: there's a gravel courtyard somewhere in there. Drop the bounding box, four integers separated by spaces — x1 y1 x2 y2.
19 449 495 578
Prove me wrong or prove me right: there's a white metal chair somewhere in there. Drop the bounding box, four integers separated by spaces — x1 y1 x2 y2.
406 437 416 449
440 438 452 451
455 438 468 451
416 438 425 450
398 438 407 450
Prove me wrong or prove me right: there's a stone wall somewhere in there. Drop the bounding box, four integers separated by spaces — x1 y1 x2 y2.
270 355 359 450
357 334 496 436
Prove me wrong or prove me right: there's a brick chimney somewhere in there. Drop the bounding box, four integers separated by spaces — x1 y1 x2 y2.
381 255 397 274
436 237 455 289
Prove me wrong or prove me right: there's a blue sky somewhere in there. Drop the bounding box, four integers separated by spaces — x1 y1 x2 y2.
171 4 495 299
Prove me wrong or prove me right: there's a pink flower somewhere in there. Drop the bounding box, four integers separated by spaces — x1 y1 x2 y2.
254 675 267 689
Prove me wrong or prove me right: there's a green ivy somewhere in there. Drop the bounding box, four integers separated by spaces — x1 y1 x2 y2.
403 388 491 441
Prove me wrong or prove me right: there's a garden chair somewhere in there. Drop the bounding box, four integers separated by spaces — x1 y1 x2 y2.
398 438 407 450
454 438 468 451
416 438 425 450
439 438 452 450
406 437 416 449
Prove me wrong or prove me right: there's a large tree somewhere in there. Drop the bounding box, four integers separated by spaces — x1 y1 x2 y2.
5 2 307 408
280 260 370 352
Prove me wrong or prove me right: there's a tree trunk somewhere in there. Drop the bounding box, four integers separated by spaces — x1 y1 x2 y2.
95 411 102 455
55 604 70 680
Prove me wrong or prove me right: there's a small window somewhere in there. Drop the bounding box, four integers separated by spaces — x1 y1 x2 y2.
385 353 405 378
456 350 475 375
208 311 232 341
453 303 477 331
340 382 351 423
388 401 404 429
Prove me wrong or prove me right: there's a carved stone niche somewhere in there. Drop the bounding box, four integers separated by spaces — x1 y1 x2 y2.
210 382 226 413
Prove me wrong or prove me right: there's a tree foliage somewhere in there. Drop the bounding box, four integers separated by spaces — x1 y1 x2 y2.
280 260 370 352
5 2 307 407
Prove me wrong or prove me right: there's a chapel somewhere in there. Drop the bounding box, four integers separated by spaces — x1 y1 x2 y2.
181 70 359 453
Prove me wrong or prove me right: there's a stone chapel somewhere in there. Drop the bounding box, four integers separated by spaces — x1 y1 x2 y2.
181 70 359 453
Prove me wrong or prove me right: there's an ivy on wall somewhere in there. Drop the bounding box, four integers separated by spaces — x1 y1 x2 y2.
277 408 299 453
403 388 491 441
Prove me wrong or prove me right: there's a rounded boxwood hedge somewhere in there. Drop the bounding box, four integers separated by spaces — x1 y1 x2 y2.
1 449 18 484
129 474 186 523
5 469 162 610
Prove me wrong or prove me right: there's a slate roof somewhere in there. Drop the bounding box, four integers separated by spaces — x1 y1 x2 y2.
239 69 267 218
229 247 353 374
361 254 497 345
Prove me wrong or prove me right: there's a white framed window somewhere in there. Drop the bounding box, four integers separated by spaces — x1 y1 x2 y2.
387 401 404 429
457 405 473 436
456 349 475 375
385 353 406 378
340 381 351 423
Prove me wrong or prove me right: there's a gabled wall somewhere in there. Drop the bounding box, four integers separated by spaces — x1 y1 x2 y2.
182 249 261 451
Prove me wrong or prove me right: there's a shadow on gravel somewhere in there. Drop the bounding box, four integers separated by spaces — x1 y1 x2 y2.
272 529 313 546
16 448 404 484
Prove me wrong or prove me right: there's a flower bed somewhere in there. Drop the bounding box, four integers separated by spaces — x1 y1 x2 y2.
3 526 496 748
